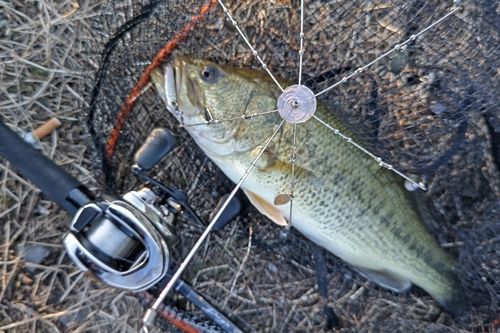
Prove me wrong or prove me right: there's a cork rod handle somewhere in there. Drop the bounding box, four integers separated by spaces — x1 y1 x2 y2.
32 117 62 140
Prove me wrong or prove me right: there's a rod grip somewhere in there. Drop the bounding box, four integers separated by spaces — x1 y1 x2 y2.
0 120 90 214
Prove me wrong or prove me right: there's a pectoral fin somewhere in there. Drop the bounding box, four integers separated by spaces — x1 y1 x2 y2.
260 149 314 178
243 189 288 226
356 267 412 292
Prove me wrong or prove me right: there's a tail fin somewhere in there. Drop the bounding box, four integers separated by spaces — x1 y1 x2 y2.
438 276 470 316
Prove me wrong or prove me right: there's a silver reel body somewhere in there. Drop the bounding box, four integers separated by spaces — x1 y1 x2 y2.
63 188 179 291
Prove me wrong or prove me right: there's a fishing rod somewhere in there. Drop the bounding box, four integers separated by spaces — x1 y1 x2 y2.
0 120 243 333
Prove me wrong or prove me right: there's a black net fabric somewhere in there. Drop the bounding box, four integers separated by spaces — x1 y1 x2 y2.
82 0 500 332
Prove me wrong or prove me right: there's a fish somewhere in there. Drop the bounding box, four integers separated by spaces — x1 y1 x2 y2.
151 57 467 314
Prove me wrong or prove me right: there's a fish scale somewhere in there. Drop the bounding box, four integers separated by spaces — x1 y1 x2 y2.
151 57 467 314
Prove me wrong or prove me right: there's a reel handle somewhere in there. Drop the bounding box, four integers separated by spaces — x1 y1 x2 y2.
0 120 92 214
134 128 175 171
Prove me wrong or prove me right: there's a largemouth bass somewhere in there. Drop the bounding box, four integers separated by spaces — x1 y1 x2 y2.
151 57 467 313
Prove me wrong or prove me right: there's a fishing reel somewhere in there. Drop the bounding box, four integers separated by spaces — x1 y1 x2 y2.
62 187 179 290
62 128 239 292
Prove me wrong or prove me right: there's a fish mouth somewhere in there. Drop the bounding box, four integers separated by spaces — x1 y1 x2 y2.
166 59 237 146
166 59 204 120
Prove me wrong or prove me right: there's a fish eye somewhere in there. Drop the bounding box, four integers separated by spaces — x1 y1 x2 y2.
200 66 219 82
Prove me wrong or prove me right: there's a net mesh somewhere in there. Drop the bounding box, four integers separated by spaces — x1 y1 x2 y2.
81 0 500 331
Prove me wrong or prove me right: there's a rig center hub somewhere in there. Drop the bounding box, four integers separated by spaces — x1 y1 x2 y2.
277 84 317 124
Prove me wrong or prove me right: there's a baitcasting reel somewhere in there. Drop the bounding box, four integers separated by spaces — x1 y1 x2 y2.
61 127 241 293
62 128 185 291
62 187 180 291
